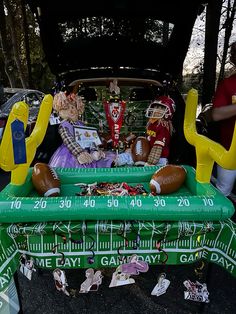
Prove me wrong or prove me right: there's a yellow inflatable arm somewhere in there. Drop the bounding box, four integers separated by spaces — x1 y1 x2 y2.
184 89 236 183
0 94 53 185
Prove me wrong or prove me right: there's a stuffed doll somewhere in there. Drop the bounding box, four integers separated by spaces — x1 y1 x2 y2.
49 91 115 168
115 95 175 166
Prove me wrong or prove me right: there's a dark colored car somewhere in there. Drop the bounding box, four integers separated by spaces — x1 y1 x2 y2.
26 0 209 166
0 88 44 141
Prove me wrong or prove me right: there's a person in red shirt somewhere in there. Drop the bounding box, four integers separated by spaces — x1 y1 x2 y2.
115 95 175 166
212 41 236 196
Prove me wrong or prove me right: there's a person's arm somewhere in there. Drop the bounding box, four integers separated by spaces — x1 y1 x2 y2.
212 104 236 121
212 77 236 121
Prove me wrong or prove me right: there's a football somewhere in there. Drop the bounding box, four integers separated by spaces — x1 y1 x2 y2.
131 136 151 166
149 164 186 195
32 163 61 197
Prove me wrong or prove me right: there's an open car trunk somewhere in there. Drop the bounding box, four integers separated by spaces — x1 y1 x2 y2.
27 0 208 82
24 0 210 166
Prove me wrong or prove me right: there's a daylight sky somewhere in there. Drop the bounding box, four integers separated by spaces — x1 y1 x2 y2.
183 5 236 75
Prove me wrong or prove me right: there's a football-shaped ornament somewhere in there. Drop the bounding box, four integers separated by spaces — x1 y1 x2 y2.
150 165 186 195
131 136 151 166
32 163 61 197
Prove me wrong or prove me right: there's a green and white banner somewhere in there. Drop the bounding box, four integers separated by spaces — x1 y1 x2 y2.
0 219 236 293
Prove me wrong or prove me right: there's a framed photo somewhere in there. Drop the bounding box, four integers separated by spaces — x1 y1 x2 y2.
73 125 102 149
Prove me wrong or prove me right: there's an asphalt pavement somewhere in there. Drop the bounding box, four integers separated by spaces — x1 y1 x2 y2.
0 169 235 314
14 262 235 314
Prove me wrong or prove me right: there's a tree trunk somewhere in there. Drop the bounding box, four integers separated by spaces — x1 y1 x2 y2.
218 0 236 84
4 0 27 88
162 22 169 46
0 0 16 87
21 0 33 88
201 0 223 106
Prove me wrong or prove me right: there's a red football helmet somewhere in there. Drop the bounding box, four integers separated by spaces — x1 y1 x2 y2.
145 96 175 120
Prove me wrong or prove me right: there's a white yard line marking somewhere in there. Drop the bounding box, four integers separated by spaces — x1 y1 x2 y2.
0 291 19 311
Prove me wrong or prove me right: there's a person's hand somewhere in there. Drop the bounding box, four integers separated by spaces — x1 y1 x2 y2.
77 151 93 164
91 149 106 161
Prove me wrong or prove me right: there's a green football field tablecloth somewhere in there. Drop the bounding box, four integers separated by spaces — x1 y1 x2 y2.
0 219 235 293
0 165 235 309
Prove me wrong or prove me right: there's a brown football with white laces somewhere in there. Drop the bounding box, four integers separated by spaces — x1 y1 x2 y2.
32 163 61 197
149 164 186 195
131 136 151 166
